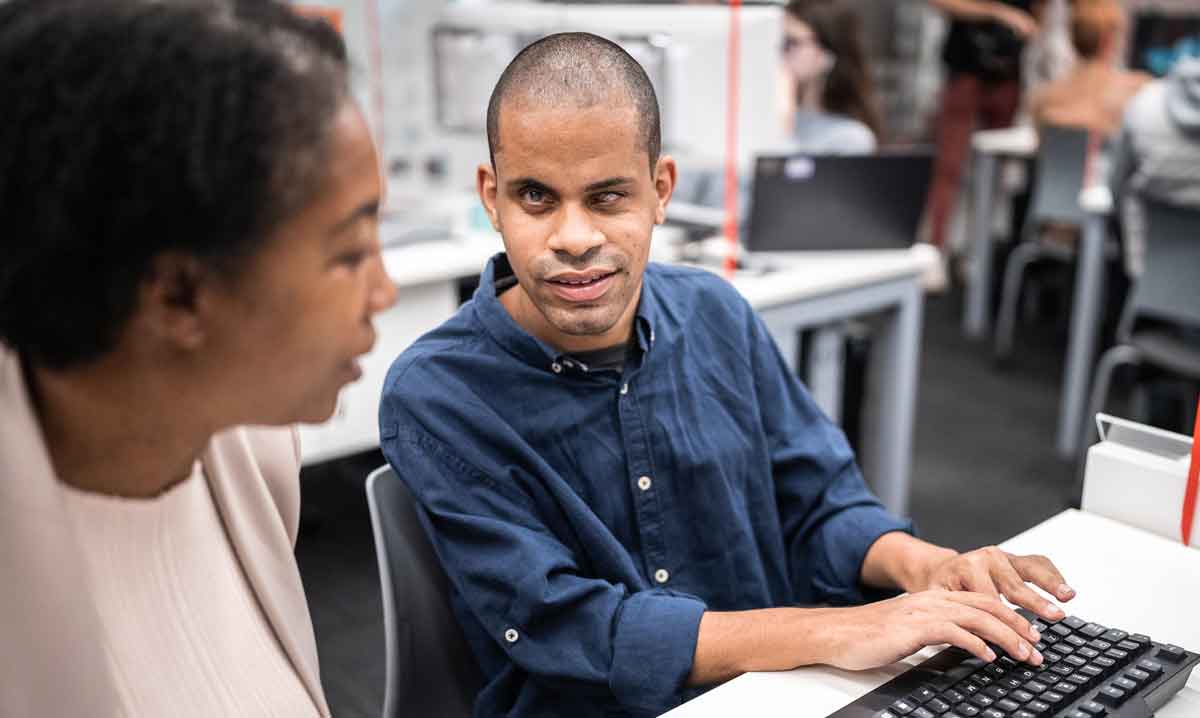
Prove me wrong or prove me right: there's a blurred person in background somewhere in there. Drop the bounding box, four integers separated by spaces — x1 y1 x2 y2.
1110 55 1200 277
923 0 1044 258
780 0 883 154
0 1 396 714
1029 0 1152 140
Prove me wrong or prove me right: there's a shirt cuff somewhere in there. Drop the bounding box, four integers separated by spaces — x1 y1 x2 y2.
609 590 707 712
818 505 914 606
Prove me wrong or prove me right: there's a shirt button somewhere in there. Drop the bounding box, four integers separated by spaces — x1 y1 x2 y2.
620 382 629 395
504 628 519 643
637 476 652 491
550 362 562 374
654 568 669 584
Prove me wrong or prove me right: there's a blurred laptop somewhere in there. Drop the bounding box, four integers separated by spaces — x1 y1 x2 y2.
744 152 933 254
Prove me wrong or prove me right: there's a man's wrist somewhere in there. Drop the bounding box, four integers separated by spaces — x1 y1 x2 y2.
863 531 958 593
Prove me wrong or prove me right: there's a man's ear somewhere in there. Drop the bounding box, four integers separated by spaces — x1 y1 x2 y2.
653 155 677 225
136 252 209 352
477 162 502 231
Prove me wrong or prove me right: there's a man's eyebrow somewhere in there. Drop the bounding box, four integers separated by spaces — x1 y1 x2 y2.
506 177 555 193
328 199 379 236
585 177 635 192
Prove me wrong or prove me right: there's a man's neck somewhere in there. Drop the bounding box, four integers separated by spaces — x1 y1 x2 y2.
26 354 212 498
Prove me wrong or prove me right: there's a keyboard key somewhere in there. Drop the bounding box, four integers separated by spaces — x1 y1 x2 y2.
1040 691 1064 705
1080 665 1104 679
1000 677 1022 690
1080 623 1107 638
1050 624 1073 638
1022 680 1047 694
1013 711 1036 718
970 694 994 709
876 711 900 718
1129 633 1152 646
941 689 966 705
1116 640 1140 652
1053 681 1078 695
980 710 1005 718
1156 644 1187 663
1024 699 1050 715
961 682 980 695
1056 643 1076 656
1065 655 1087 667
1104 648 1129 661
1112 676 1137 692
1041 632 1059 645
1136 658 1163 677
1009 689 1034 703
925 698 950 714
984 686 1008 699
891 699 917 714
1101 629 1128 643
1066 711 1091 718
1049 665 1073 678
996 699 1021 712
1088 639 1112 651
1042 651 1062 663
1077 647 1100 659
976 675 994 687
1064 635 1087 648
1093 656 1116 669
945 714 965 718
1062 616 1087 630
1097 686 1127 706
956 706 981 717
1066 674 1089 686
1125 668 1151 684
1015 669 1036 681
911 708 935 718
913 686 937 702
1077 700 1107 716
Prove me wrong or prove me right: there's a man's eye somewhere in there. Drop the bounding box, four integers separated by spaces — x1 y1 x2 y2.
594 191 623 205
521 188 548 204
337 250 367 267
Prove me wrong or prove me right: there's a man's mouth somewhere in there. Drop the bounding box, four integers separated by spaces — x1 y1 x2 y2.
545 269 618 303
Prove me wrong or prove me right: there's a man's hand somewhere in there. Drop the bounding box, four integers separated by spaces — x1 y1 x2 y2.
823 589 1044 672
921 546 1075 622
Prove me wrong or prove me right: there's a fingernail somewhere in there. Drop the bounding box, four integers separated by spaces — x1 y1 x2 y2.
986 649 997 662
1058 584 1074 598
1029 627 1041 641
1048 603 1065 617
1017 643 1030 659
1031 649 1043 665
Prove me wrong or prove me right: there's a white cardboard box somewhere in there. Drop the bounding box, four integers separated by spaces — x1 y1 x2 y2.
1082 414 1199 549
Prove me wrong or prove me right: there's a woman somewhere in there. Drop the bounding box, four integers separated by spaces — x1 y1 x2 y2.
781 0 883 153
0 1 396 715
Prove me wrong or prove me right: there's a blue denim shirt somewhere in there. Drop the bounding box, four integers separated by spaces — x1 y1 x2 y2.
379 254 911 718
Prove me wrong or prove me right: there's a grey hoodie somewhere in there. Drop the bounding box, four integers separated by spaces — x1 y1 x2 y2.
1110 57 1200 276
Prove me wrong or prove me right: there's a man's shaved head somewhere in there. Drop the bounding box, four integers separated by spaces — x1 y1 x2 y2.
486 32 661 171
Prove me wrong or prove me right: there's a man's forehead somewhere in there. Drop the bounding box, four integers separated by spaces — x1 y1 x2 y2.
494 101 648 183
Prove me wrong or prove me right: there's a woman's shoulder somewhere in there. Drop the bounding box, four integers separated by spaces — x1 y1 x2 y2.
206 425 302 540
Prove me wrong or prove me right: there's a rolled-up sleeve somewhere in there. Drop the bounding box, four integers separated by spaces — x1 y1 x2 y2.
380 424 706 714
748 312 912 605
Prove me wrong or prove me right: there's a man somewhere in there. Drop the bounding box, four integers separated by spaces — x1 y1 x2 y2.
379 33 1074 718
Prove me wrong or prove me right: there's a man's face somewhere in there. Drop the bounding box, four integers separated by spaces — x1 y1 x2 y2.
478 98 675 353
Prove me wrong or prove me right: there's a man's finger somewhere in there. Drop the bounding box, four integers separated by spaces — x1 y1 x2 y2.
946 591 1040 649
992 558 1065 622
1011 554 1075 603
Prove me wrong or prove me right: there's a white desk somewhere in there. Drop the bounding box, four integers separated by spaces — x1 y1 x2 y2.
298 235 936 515
962 126 1116 458
662 509 1200 718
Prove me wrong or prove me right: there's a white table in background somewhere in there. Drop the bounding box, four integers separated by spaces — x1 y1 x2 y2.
298 235 937 516
662 509 1200 718
962 126 1116 458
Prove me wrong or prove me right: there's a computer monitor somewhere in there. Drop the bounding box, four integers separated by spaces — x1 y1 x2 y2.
429 3 786 187
744 153 934 253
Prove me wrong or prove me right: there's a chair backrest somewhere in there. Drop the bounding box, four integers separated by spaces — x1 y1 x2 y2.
1025 125 1091 229
1119 198 1200 339
365 465 484 718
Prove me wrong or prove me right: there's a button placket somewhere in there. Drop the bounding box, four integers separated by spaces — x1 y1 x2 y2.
615 378 668 589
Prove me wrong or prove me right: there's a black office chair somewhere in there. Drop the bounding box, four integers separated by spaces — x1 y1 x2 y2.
1074 199 1200 498
993 125 1117 361
366 465 484 718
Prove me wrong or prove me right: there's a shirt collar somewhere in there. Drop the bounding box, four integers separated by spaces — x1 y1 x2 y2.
473 253 658 375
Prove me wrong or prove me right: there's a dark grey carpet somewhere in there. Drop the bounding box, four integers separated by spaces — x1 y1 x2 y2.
295 286 1088 717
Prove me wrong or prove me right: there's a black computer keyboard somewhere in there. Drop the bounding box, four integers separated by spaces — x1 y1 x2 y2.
828 609 1199 718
